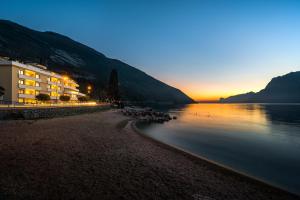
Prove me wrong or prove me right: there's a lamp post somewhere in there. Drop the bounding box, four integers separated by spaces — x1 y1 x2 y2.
87 85 92 95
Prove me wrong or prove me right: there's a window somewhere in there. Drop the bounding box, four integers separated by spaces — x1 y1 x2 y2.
18 90 24 94
35 82 40 87
47 85 50 89
35 91 40 95
18 80 24 85
18 98 24 103
47 77 50 82
58 87 61 91
18 70 24 75
58 80 61 84
36 74 40 79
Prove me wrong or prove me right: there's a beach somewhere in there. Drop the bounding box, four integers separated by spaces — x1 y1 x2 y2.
0 110 298 200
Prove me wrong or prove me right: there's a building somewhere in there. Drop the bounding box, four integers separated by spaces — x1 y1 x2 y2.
0 58 86 104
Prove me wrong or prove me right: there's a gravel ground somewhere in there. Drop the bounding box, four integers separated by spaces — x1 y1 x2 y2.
0 110 298 200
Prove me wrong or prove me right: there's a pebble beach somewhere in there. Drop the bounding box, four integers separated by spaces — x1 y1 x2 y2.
0 110 298 200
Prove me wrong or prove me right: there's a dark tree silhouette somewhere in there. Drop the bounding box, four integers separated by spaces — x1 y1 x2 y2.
0 86 5 96
78 96 89 102
107 69 120 101
36 93 50 102
59 95 71 102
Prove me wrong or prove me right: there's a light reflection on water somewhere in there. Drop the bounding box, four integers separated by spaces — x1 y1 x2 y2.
137 103 300 195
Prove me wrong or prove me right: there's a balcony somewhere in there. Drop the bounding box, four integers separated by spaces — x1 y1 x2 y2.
48 80 62 86
19 93 35 99
77 92 86 97
47 88 62 93
19 74 42 82
19 84 42 90
64 90 79 95
64 85 79 91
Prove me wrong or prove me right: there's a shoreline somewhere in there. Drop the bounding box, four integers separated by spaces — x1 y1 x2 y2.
0 110 298 199
132 120 298 197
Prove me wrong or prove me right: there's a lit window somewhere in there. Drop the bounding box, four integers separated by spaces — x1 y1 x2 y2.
36 74 40 79
18 80 24 85
47 85 50 89
36 91 40 95
47 77 50 82
18 98 24 103
18 90 24 94
35 82 40 87
18 70 24 75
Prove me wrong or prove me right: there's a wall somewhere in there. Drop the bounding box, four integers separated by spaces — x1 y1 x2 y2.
0 105 110 120
0 65 12 102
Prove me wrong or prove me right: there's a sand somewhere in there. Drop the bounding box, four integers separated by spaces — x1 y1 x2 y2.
0 110 298 200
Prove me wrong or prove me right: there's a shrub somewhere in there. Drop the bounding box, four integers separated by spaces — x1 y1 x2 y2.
59 95 71 102
36 93 50 102
0 86 5 97
78 96 89 102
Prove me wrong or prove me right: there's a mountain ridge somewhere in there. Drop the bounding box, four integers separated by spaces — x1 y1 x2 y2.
0 19 194 104
220 71 300 103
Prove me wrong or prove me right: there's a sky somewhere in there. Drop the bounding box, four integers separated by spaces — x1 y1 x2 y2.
1 0 300 101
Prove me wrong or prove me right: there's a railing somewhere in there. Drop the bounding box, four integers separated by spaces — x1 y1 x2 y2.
19 74 42 82
19 84 42 90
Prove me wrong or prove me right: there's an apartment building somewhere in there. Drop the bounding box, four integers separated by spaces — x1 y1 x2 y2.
0 58 85 104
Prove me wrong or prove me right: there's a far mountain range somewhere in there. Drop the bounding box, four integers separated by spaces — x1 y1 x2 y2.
220 71 300 103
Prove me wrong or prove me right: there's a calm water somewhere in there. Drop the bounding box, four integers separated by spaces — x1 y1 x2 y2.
137 103 300 195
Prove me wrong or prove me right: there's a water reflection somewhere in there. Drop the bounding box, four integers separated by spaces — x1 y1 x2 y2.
138 103 300 195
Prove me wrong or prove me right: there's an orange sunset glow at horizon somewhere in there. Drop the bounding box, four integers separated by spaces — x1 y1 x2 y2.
172 81 268 102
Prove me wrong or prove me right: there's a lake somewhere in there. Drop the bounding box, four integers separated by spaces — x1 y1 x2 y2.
136 103 300 195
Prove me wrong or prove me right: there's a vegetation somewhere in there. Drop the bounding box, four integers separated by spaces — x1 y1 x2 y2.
36 93 50 102
59 95 71 102
0 86 5 97
107 69 120 101
78 96 89 102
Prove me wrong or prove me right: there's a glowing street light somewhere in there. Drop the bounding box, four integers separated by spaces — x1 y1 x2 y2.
87 85 92 94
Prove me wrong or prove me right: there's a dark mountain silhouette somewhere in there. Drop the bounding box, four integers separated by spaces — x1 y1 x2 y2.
220 71 300 103
0 20 194 104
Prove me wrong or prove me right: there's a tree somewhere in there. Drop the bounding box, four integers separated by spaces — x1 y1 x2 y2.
59 95 71 102
0 86 4 101
0 86 4 96
107 69 120 101
78 96 89 102
36 93 50 102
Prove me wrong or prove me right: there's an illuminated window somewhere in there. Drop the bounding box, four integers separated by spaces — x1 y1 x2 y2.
18 70 24 75
36 74 40 79
35 82 40 87
18 89 24 94
25 80 35 86
25 89 35 95
18 98 24 103
18 80 24 85
47 77 50 82
47 85 50 89
25 70 35 77
36 91 40 95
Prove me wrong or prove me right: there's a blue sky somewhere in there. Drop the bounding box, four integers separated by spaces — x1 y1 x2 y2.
1 0 300 100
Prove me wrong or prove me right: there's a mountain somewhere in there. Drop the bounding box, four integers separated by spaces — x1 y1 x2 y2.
0 20 194 104
220 71 300 103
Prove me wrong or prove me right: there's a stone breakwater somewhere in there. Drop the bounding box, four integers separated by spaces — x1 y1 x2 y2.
0 105 109 120
121 107 176 123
